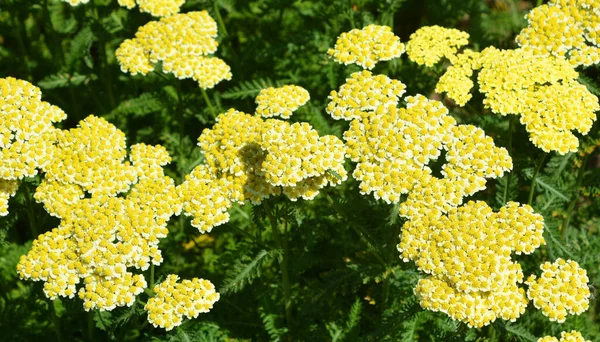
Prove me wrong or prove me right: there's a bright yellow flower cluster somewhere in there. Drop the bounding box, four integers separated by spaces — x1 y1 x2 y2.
39 115 137 203
344 94 511 211
117 0 185 17
406 25 470 67
526 258 591 323
328 24 405 69
434 49 481 106
255 85 310 119
405 201 544 327
116 11 232 89
0 77 66 215
145 274 220 331
326 70 406 121
415 275 528 328
539 331 592 342
516 0 600 66
17 112 183 312
436 47 599 154
180 107 347 233
17 197 161 310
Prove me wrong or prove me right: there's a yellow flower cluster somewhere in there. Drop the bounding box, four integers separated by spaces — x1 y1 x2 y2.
117 0 185 17
516 0 600 66
40 115 137 203
145 274 220 331
17 113 183 312
344 94 511 211
326 70 406 121
539 331 592 342
406 25 470 67
436 47 599 154
116 11 231 89
405 201 544 326
405 201 544 327
415 275 528 328
526 258 591 322
434 49 481 106
180 108 347 233
255 85 310 119
0 77 66 215
327 24 405 69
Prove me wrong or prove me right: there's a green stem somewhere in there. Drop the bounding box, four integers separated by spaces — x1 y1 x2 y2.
175 81 187 234
89 0 117 109
213 0 229 36
87 310 94 341
536 0 544 7
502 116 515 205
264 202 293 330
527 153 547 206
201 88 217 119
23 184 39 239
325 194 388 268
43 0 65 66
49 300 62 342
11 12 32 80
562 155 588 238
150 264 155 290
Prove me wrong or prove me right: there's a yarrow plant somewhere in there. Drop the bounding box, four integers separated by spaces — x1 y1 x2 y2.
3 1 600 340
116 11 231 89
516 0 600 66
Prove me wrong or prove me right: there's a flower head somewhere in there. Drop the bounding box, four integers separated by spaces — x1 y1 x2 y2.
116 11 231 89
255 85 310 119
328 24 405 69
406 26 470 67
0 77 67 215
516 1 600 66
539 331 592 342
181 108 347 232
415 275 528 328
436 47 599 154
145 275 220 331
326 70 406 121
526 258 591 322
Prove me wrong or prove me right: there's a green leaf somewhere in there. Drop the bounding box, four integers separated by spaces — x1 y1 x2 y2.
495 173 518 207
578 75 600 96
534 176 570 201
38 73 94 89
494 321 538 342
93 310 113 331
221 249 282 294
221 78 277 100
66 26 96 69
108 93 163 118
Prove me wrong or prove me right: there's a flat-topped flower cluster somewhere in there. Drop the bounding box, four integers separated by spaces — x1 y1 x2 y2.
10 78 345 330
179 85 347 233
409 25 599 155
62 0 186 17
116 11 231 89
326 23 593 329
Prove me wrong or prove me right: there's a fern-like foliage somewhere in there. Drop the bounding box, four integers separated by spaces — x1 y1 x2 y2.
108 93 163 118
38 72 95 89
221 78 279 99
221 249 282 294
495 173 519 207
